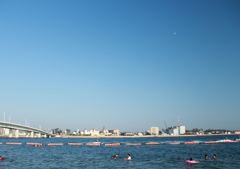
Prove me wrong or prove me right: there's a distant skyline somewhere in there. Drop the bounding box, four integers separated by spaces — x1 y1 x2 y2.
1 0 240 132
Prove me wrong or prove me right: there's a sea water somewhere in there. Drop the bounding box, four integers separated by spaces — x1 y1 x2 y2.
0 135 239 169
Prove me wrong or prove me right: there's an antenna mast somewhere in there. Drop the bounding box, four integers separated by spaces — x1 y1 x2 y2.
178 116 180 127
178 116 181 135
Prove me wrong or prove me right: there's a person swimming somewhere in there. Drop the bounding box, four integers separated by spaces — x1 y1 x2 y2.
188 158 200 163
124 154 131 160
205 154 209 159
93 139 103 144
113 154 118 159
213 154 217 159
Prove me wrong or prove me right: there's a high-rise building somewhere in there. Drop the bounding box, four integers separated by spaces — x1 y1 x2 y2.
179 126 185 134
150 127 159 135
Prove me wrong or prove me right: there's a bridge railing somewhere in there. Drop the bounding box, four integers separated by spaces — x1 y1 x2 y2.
0 121 53 136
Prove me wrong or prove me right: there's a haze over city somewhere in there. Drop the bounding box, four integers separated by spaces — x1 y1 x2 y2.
1 0 239 132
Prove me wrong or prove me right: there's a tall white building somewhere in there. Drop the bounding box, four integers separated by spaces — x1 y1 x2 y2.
179 126 185 134
165 126 186 135
150 127 159 135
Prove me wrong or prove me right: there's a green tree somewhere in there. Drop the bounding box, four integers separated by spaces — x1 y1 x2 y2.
66 129 71 135
58 130 62 135
53 128 60 134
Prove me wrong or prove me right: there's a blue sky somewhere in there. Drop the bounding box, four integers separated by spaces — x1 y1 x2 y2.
1 0 240 132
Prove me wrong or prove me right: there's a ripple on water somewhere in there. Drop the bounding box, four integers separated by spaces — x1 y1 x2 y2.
0 136 239 168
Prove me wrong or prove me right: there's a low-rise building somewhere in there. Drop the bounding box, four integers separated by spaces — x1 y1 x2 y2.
196 131 204 135
108 129 120 136
234 131 240 134
99 126 109 135
121 132 133 136
80 129 99 136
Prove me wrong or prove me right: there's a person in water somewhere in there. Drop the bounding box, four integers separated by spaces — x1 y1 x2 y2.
189 158 200 163
205 154 209 159
113 154 118 159
213 154 217 159
124 154 131 160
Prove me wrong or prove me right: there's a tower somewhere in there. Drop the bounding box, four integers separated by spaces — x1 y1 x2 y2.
178 116 180 135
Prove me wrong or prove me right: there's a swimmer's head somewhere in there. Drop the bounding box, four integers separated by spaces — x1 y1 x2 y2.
190 158 193 161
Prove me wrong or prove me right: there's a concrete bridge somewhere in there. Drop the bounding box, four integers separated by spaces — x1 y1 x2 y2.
0 121 55 138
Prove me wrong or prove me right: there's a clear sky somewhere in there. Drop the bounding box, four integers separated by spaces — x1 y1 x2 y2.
0 0 239 132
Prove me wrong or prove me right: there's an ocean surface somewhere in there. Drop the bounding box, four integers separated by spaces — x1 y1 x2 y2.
0 135 239 169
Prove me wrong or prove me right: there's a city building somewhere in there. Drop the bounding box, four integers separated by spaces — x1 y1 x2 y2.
121 132 133 136
168 126 178 135
99 126 109 135
196 130 204 135
80 129 99 136
145 130 151 135
108 129 120 136
163 126 186 135
150 127 159 135
234 131 240 134
91 129 99 136
179 126 186 134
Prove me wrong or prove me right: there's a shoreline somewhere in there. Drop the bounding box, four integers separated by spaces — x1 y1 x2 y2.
0 134 237 139
63 134 238 138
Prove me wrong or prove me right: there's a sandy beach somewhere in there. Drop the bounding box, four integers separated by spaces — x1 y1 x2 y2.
0 134 237 138
63 134 238 138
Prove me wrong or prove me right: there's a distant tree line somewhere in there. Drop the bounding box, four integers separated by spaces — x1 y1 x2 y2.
52 128 80 135
52 128 62 135
186 128 230 134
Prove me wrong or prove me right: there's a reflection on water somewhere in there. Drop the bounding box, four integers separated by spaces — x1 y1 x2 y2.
0 135 239 168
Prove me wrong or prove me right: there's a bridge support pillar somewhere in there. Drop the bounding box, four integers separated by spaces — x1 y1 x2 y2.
15 129 19 138
43 134 47 138
9 129 13 138
30 131 34 138
37 133 41 138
